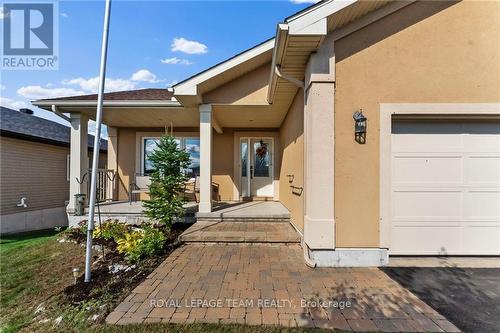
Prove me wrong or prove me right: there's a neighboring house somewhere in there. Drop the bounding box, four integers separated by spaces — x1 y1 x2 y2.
0 107 107 234
33 0 500 266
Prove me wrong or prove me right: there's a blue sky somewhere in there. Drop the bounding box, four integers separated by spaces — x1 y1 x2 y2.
1 0 316 135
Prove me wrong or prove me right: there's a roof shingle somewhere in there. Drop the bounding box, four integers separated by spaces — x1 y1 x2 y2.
37 88 173 101
0 106 107 150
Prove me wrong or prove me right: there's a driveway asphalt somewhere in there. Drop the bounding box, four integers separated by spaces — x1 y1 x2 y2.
381 267 500 333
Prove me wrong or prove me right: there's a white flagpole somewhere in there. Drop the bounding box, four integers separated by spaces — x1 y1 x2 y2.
84 0 112 283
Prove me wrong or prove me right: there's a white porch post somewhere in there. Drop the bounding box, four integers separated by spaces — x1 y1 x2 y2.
107 126 118 201
303 36 335 249
67 113 89 213
199 104 212 213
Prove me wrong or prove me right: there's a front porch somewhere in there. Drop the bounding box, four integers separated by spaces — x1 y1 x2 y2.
68 200 294 228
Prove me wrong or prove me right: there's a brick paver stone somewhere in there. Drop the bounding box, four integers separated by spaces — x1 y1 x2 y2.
106 243 457 332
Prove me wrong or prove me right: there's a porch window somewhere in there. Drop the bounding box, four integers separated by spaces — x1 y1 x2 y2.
142 137 200 176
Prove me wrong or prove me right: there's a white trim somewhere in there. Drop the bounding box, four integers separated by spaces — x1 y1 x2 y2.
286 0 356 34
379 103 500 250
173 39 275 96
199 104 213 213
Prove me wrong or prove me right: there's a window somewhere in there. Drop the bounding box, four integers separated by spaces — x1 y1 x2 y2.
142 137 200 176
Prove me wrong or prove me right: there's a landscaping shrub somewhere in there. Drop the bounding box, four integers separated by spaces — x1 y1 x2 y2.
116 230 143 258
116 225 166 263
93 220 129 241
143 135 191 228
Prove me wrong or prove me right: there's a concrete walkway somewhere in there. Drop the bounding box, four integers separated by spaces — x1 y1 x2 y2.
107 243 459 332
179 221 300 243
196 201 290 221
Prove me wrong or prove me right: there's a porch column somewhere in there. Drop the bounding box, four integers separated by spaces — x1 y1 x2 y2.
67 113 89 213
199 104 212 213
107 126 118 201
303 36 335 249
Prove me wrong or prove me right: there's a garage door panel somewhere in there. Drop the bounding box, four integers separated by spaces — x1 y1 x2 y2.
392 134 463 153
391 120 500 255
393 191 462 219
464 190 500 220
391 226 463 255
464 135 500 152
465 157 500 185
462 226 500 254
393 156 462 185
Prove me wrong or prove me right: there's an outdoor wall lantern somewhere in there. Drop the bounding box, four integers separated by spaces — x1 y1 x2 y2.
353 109 367 144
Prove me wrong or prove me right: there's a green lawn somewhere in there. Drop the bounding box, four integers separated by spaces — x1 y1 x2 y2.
0 229 84 333
0 230 338 333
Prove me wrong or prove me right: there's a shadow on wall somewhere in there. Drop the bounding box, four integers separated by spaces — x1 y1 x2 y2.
335 0 460 62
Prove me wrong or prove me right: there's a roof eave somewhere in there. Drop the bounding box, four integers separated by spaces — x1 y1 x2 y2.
32 99 183 109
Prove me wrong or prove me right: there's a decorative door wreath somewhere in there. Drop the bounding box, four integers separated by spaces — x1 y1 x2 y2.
255 139 268 157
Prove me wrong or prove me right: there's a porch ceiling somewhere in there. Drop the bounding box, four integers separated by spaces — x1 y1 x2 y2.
213 104 285 128
58 106 200 128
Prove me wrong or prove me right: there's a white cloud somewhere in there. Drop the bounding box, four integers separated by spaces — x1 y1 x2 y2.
160 57 193 65
63 77 136 93
290 0 321 3
0 97 28 110
60 12 69 18
131 69 162 83
171 37 207 55
17 86 85 99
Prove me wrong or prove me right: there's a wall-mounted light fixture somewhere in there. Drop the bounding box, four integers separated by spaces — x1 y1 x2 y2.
353 109 367 144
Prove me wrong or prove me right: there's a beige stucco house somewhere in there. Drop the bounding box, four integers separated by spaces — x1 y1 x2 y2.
33 0 500 266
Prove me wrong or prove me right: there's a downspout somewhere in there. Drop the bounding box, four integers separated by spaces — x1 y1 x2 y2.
274 65 304 89
274 65 316 268
51 105 71 122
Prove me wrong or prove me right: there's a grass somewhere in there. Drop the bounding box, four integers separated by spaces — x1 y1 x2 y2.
0 230 340 333
0 229 86 333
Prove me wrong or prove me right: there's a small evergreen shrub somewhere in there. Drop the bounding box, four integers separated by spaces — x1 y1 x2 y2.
143 135 191 228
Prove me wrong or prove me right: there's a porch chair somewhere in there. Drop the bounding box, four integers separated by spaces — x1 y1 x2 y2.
129 174 151 204
183 176 220 203
184 176 200 202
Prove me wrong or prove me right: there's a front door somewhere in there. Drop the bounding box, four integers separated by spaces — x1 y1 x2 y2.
240 138 273 198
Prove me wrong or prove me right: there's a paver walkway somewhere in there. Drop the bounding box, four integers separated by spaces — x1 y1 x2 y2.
107 244 459 332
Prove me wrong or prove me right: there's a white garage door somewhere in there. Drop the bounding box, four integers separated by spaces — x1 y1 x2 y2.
391 120 500 255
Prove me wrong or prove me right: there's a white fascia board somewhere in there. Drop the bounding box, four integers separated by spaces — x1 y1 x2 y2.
287 0 357 35
173 39 275 96
32 100 182 108
267 24 289 104
292 18 327 35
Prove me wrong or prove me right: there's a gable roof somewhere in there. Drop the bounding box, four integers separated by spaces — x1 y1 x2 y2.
173 38 275 101
0 106 107 151
36 88 174 102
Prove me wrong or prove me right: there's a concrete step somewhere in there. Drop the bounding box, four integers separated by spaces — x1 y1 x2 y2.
179 221 300 243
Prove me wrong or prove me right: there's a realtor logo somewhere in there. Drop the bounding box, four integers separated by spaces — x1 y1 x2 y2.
2 1 59 70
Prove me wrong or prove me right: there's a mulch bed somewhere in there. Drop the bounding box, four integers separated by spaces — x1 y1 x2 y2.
60 223 188 319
